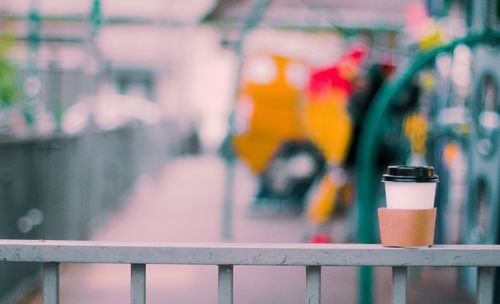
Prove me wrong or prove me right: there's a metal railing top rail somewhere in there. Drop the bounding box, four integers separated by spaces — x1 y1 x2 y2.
1 240 500 267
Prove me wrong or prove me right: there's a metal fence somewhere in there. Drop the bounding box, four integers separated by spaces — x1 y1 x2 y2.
0 240 499 304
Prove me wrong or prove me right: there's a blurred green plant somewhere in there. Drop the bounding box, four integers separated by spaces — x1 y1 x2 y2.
0 32 20 106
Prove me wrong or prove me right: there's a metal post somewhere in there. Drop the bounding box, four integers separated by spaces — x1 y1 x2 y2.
221 0 271 241
392 266 407 304
43 262 59 304
470 0 488 34
25 0 41 129
222 157 234 240
357 137 377 304
131 264 146 304
306 266 321 304
477 267 494 304
359 266 373 304
218 265 233 304
87 0 101 97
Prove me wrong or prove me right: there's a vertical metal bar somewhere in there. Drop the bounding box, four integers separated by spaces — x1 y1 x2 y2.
222 159 234 240
218 265 233 304
392 266 407 304
221 0 271 241
306 266 321 304
131 264 146 304
477 267 494 304
470 0 488 34
359 266 373 304
43 262 59 304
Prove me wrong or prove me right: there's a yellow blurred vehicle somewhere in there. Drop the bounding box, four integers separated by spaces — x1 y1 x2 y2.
232 54 308 175
232 48 365 215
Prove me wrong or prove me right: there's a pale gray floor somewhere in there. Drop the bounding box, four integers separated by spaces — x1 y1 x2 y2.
24 155 472 304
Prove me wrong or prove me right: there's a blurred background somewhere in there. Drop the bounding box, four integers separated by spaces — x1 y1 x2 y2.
0 0 499 303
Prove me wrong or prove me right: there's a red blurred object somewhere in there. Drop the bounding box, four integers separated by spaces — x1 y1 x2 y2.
309 232 333 244
307 47 367 101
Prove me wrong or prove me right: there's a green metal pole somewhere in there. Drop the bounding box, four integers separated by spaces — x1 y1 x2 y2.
355 31 500 304
25 0 41 129
90 0 101 35
88 0 101 96
82 0 101 238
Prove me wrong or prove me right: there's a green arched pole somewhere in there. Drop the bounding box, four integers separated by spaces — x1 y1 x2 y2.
355 30 500 304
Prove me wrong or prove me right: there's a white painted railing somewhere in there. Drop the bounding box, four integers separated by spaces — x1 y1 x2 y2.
0 240 498 304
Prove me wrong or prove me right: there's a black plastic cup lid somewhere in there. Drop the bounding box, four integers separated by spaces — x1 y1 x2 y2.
382 165 438 183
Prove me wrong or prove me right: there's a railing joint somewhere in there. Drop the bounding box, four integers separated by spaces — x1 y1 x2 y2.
392 266 407 304
218 264 234 304
131 263 146 304
43 262 60 304
306 265 321 304
477 266 494 304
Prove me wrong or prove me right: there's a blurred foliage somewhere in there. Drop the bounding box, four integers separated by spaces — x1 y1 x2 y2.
0 31 20 106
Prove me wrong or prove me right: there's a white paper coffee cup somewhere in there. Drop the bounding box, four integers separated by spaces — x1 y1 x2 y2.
382 166 438 210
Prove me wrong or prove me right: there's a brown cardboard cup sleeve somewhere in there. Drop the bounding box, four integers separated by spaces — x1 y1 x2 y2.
378 208 436 247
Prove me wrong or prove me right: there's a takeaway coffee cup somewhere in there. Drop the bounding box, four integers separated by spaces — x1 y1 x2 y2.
382 165 438 209
378 165 439 247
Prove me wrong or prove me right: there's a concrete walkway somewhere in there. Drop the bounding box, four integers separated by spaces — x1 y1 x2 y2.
24 155 472 304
